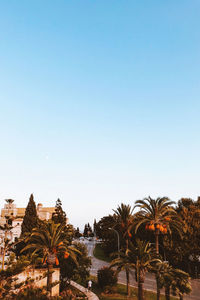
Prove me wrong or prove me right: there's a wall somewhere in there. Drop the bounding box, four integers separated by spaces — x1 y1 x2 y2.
13 267 60 296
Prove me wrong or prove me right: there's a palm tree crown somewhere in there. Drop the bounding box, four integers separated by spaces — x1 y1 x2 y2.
22 220 79 294
134 196 181 254
110 239 157 300
113 203 134 246
22 220 77 264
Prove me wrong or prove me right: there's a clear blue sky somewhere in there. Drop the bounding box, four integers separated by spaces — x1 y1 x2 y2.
0 0 200 229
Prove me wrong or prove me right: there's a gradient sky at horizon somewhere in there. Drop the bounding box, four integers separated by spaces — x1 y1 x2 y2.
0 0 200 229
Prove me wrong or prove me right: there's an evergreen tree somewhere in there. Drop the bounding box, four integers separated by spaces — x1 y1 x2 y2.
52 199 74 242
88 223 92 233
83 223 93 237
21 194 38 235
83 224 88 237
75 227 81 238
93 219 97 234
52 198 66 226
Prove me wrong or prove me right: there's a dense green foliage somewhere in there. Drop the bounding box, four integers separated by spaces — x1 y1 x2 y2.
93 243 112 262
60 242 91 287
97 267 118 290
96 197 200 278
163 197 200 275
14 286 49 300
0 284 86 300
4 254 30 277
96 215 118 255
94 197 199 299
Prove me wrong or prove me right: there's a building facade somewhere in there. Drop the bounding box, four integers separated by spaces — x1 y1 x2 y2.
0 202 56 255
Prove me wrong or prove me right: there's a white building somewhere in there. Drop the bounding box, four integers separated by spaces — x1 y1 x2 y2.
0 202 57 254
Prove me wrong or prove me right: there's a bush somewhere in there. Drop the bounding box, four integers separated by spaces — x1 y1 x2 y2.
97 267 118 289
14 286 49 300
61 287 87 300
60 242 91 289
5 255 30 277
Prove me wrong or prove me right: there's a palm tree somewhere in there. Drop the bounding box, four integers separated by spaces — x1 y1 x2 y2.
128 239 157 300
111 203 134 295
22 220 79 295
151 260 166 300
110 239 156 299
152 261 191 300
153 261 174 300
5 199 14 205
134 196 181 255
113 203 134 249
171 269 191 300
110 250 134 296
151 260 174 300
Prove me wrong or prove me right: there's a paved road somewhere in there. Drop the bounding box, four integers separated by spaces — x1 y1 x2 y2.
81 239 200 300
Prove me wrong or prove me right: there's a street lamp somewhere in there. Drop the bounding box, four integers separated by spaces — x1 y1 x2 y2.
108 228 120 257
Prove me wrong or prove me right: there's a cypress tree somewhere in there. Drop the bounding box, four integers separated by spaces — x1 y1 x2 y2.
75 227 81 238
52 199 74 242
83 224 88 237
21 194 38 235
93 219 97 234
52 198 66 226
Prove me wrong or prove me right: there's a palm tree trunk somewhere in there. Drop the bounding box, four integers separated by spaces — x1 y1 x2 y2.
47 264 53 296
126 269 130 296
138 280 144 300
156 276 160 300
155 229 159 254
165 285 170 300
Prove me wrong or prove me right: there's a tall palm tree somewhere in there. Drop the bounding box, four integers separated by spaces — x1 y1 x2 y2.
22 220 79 295
111 203 134 295
113 204 133 243
128 239 157 300
5 199 14 205
110 239 156 300
134 196 181 255
110 250 134 296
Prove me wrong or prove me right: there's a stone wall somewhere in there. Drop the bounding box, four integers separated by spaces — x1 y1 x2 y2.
13 267 60 296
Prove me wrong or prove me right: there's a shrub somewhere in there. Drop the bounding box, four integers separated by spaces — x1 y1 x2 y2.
97 267 118 289
14 286 49 300
5 255 30 277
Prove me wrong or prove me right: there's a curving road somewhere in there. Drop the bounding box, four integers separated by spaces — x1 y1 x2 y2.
81 239 200 300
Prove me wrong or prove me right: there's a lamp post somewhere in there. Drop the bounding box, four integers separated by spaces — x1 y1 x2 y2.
108 228 120 257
